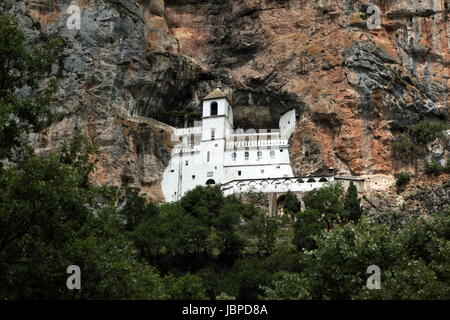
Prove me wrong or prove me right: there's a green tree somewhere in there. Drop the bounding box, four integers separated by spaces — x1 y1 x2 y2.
343 181 363 222
260 272 311 300
164 273 208 300
284 191 301 220
224 258 271 300
180 185 224 225
0 137 166 299
263 244 304 274
246 213 279 257
303 183 345 230
394 171 412 192
392 121 449 173
131 203 212 273
214 197 246 265
300 218 402 299
120 187 158 231
293 209 326 251
410 121 449 145
0 3 62 161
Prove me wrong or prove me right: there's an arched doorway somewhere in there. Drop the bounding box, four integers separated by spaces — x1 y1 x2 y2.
276 195 287 216
206 179 216 185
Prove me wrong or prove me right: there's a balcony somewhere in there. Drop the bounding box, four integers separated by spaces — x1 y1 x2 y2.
226 139 288 149
172 144 201 153
174 127 202 136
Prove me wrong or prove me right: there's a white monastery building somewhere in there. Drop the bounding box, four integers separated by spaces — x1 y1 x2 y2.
161 89 362 202
163 88 299 202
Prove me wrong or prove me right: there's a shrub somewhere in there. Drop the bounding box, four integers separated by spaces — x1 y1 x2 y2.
284 190 301 220
410 121 449 145
394 172 412 188
425 161 445 176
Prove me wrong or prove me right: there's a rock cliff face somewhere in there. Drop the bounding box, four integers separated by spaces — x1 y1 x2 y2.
12 0 450 203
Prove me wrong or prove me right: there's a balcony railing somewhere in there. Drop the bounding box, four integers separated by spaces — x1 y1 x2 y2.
172 144 201 153
174 127 202 136
226 139 288 149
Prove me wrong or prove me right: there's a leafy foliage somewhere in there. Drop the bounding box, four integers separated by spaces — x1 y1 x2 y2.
284 190 301 219
392 121 449 171
0 6 63 161
343 181 363 222
424 160 450 176
0 140 166 299
410 121 449 145
293 209 326 251
394 171 412 189
303 183 345 229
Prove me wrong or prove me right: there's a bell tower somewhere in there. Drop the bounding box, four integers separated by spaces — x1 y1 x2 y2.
201 88 233 141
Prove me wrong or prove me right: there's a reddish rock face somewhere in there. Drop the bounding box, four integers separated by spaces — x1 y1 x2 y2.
162 0 449 176
20 0 450 201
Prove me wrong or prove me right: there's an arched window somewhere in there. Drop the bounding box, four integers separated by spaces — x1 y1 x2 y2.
232 152 237 161
245 152 249 160
257 151 262 161
207 151 210 162
211 102 218 116
211 128 216 140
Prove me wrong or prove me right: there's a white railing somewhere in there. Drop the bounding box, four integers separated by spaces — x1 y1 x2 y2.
227 131 281 137
221 177 335 196
172 144 201 153
226 139 288 149
174 127 202 136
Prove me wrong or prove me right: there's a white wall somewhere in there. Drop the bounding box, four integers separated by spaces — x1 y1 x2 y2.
161 97 300 202
202 99 231 118
279 109 296 139
222 177 335 197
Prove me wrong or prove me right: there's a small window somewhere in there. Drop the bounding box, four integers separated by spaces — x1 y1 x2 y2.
257 151 262 161
261 169 264 174
232 152 237 161
211 102 218 116
270 151 275 159
192 175 196 180
245 152 249 160
211 129 216 140
170 169 175 173
238 171 242 176
207 151 210 162
185 160 189 166
280 149 283 152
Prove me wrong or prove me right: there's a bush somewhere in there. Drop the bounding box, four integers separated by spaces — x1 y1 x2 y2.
392 136 422 160
394 172 412 188
284 190 301 220
303 183 345 230
293 209 326 251
410 121 449 145
425 161 445 176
